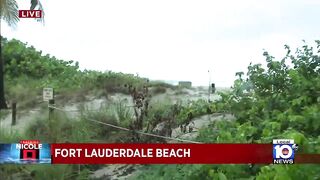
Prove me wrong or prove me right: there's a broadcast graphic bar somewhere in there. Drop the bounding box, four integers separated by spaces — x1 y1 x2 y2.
2 141 320 164
51 143 272 164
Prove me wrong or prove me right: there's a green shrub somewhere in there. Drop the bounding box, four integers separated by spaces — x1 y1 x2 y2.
137 41 320 179
151 86 167 95
80 104 120 141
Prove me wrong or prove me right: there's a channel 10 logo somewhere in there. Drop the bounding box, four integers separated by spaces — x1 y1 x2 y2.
273 139 298 164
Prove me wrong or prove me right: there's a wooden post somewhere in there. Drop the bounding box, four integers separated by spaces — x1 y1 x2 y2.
43 87 55 142
49 99 55 120
11 102 17 126
49 99 55 142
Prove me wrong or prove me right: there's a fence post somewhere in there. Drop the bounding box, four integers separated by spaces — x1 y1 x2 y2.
11 102 16 126
49 99 55 142
49 99 55 121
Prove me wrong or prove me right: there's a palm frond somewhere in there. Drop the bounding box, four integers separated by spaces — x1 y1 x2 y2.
30 0 37 10
0 0 45 27
0 0 19 27
35 0 44 24
30 0 45 24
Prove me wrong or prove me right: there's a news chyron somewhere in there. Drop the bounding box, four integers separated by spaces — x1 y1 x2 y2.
0 140 51 164
273 139 298 164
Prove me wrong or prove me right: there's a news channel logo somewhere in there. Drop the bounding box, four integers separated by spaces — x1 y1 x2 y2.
273 139 298 164
0 140 51 164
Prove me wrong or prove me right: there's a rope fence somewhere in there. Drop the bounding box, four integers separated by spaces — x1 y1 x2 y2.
86 118 202 144
4 100 206 144
48 103 136 113
48 104 203 144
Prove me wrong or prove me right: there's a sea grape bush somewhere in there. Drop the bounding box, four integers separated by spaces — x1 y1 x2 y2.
176 99 216 124
1 37 147 99
137 41 320 179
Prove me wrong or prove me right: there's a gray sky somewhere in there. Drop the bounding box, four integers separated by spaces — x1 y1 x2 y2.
2 0 320 86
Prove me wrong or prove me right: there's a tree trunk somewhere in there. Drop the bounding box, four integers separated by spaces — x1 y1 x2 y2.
0 35 8 109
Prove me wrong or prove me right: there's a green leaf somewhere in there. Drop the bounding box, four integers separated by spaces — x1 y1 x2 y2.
218 172 228 180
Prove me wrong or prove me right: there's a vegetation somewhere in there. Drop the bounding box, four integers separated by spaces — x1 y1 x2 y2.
0 0 44 110
136 41 320 179
1 37 150 108
0 37 181 179
0 37 319 179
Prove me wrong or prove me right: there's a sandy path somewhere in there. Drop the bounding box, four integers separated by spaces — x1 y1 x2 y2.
0 87 219 133
0 87 230 180
0 94 132 133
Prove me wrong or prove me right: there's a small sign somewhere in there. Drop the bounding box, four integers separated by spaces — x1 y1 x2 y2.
43 88 54 101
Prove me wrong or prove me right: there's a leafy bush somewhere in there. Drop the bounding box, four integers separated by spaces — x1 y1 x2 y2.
113 99 133 127
176 99 215 124
150 86 167 95
1 37 152 102
137 41 320 179
80 104 120 141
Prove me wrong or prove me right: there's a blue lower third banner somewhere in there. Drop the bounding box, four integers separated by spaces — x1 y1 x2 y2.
0 142 51 164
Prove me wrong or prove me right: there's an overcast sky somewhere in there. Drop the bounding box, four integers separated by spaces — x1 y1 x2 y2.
2 0 320 86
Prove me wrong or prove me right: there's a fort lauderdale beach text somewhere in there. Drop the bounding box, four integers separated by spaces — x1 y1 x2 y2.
54 148 191 158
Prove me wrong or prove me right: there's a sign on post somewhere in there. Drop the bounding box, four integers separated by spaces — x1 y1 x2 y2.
43 88 54 101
